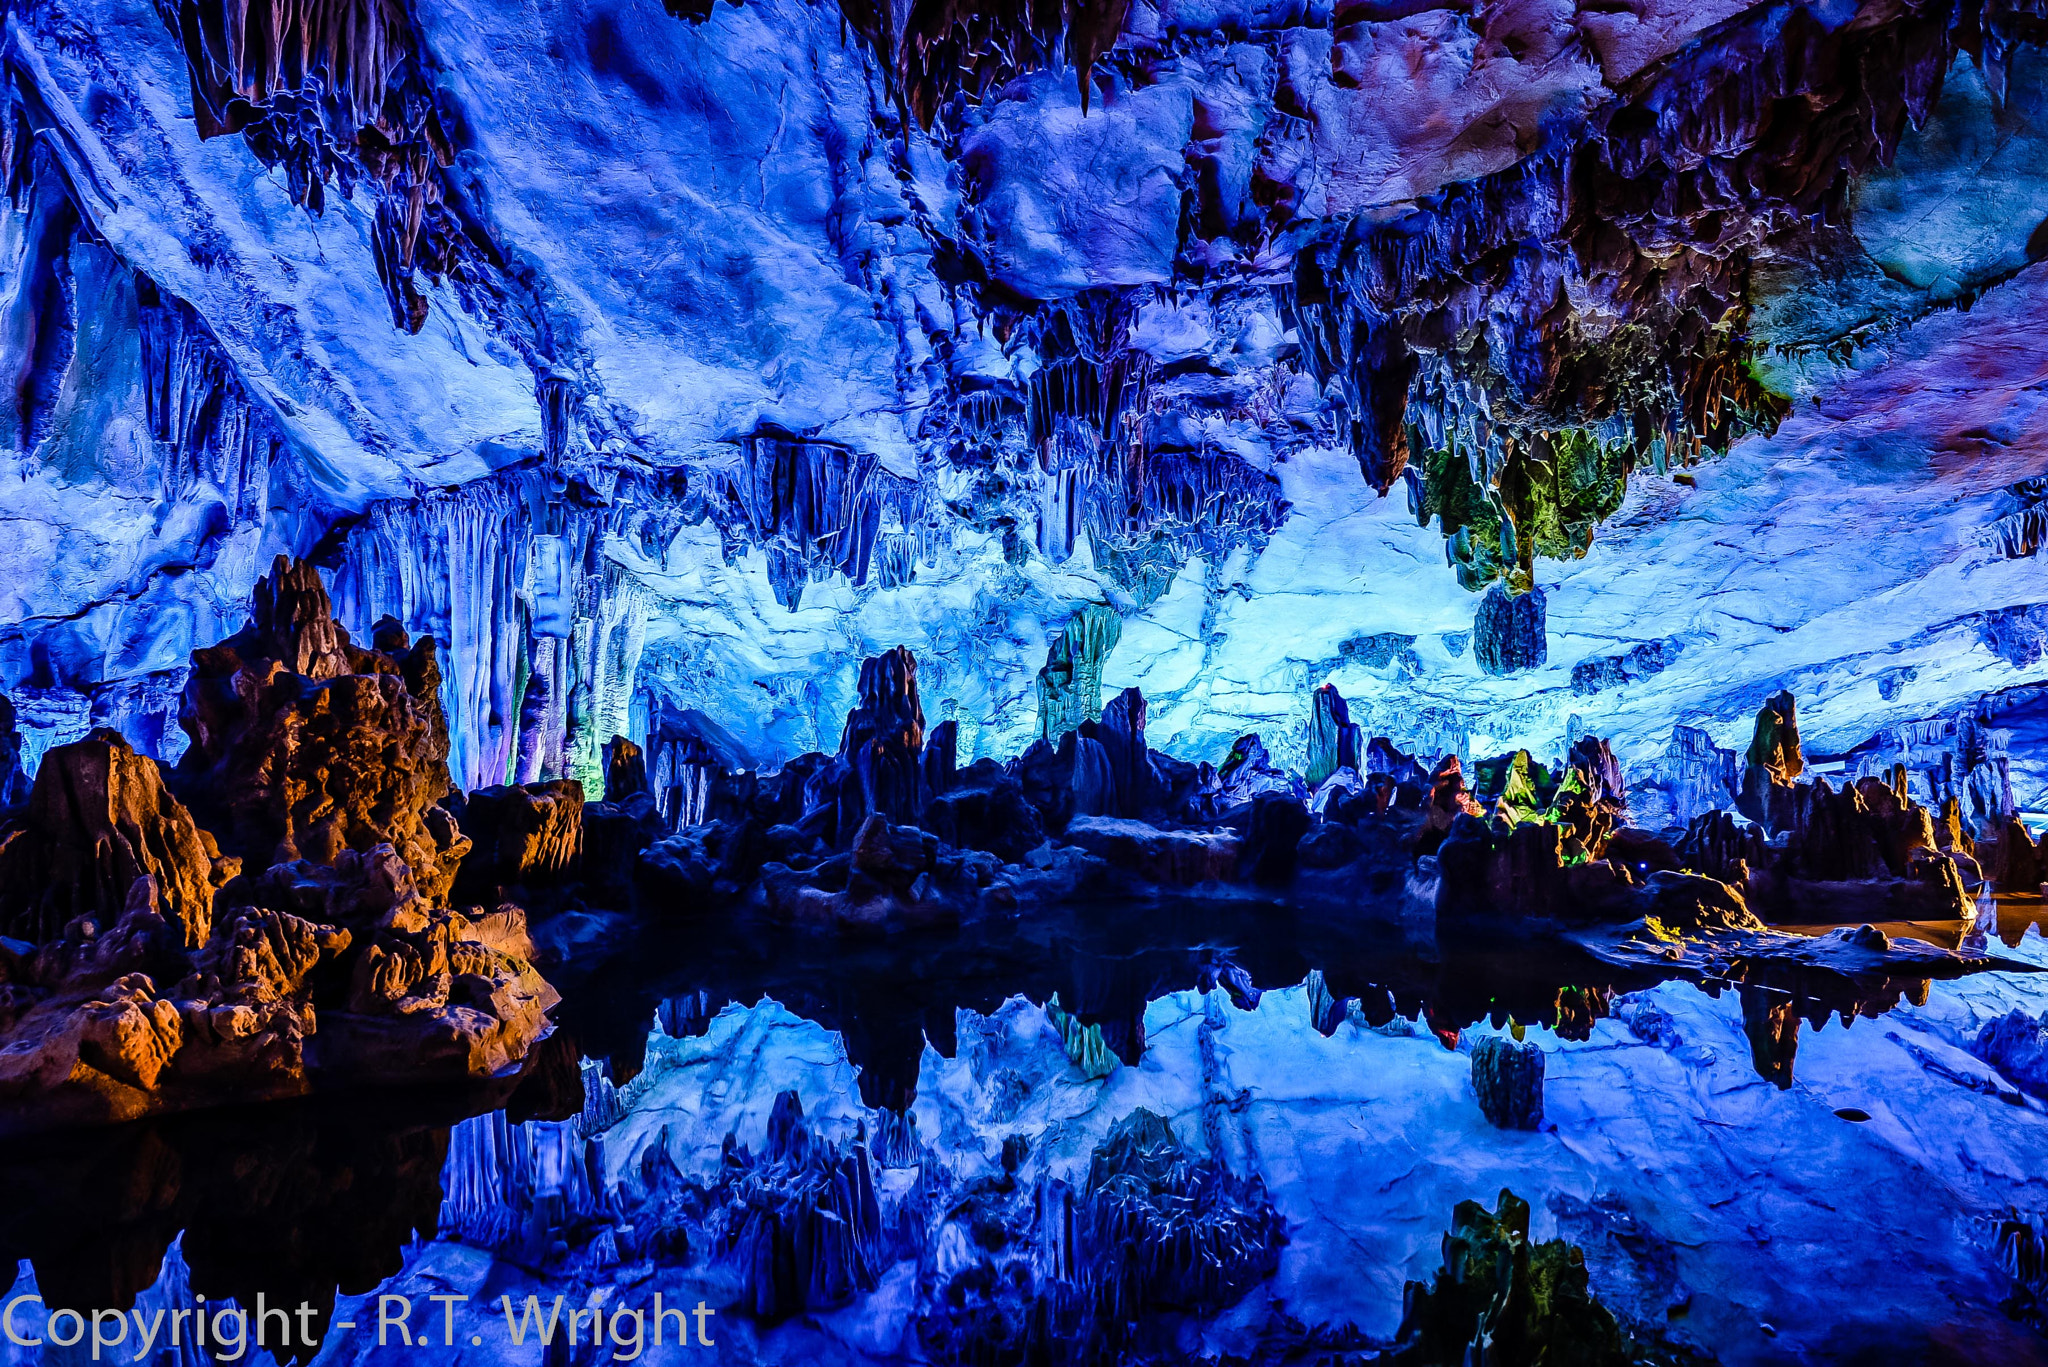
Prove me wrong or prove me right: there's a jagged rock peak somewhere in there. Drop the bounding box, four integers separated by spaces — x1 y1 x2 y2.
1306 684 1363 788
247 555 354 681
843 646 925 757
0 729 237 949
605 735 650 801
176 558 466 902
1747 688 1805 783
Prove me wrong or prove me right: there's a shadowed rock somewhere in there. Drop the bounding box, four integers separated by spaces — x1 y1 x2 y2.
1474 584 1547 676
0 696 29 809
1471 1035 1545 1130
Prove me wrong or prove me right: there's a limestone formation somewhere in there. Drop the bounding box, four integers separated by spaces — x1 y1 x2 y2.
0 695 28 809
1993 817 2047 893
840 646 927 828
1035 604 1121 741
175 557 469 904
1388 1190 1644 1365
0 730 238 949
1471 1036 1545 1131
458 781 585 893
1474 584 1547 676
0 563 561 1134
1305 684 1364 788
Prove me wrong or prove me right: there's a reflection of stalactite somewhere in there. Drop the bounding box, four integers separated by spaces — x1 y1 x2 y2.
439 1105 606 1267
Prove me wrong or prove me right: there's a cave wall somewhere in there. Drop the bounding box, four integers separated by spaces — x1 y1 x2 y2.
2 0 2046 803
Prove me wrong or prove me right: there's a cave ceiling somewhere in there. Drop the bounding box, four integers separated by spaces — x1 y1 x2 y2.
4 0 2047 797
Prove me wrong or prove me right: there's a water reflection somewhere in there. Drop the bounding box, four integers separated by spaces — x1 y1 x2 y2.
0 894 2012 1354
552 895 1979 1105
0 1048 579 1358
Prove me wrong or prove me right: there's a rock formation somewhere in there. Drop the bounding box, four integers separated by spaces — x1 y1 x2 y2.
1305 684 1364 789
457 781 584 895
0 730 238 949
174 557 470 904
1388 1190 1659 1366
0 696 29 809
1991 817 2048 894
1471 1035 1545 1131
1035 604 1121 742
840 646 927 829
1474 585 1547 676
0 564 558 1134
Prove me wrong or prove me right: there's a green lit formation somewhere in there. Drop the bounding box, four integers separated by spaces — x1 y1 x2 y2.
1036 603 1123 740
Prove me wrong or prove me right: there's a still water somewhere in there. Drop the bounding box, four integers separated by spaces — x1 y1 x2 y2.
3 895 2045 1366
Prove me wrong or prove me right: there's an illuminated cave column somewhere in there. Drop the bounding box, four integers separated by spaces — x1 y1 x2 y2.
1035 603 1122 740
440 494 527 792
565 560 648 799
515 531 576 787
326 487 530 793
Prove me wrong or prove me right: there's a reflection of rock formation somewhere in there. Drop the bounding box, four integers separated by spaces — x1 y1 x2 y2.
1471 1036 1545 1130
1473 583 1547 676
1740 983 1802 1089
1387 1189 1652 1365
0 1086 506 1353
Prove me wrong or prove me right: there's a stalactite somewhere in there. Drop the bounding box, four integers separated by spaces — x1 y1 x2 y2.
2 144 80 457
329 476 534 792
713 428 933 612
1009 291 1291 604
156 0 498 339
1289 0 1998 579
329 468 675 796
134 275 291 524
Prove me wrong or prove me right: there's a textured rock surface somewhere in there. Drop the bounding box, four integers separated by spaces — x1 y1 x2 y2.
175 558 470 904
0 729 236 948
0 568 559 1134
1470 1035 1546 1131
0 0 2044 811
